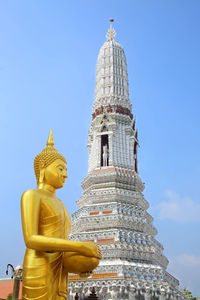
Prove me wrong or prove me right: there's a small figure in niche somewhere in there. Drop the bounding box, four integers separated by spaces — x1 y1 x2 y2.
103 144 108 166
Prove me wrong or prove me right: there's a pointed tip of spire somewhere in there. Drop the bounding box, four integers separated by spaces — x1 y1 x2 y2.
46 128 54 147
106 19 116 41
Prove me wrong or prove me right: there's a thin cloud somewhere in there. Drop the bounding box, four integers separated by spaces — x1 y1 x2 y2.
168 254 200 296
157 190 200 223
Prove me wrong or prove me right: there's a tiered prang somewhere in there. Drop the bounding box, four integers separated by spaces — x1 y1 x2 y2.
68 21 184 300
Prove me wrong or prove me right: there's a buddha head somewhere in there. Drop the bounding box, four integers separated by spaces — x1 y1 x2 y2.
34 129 67 189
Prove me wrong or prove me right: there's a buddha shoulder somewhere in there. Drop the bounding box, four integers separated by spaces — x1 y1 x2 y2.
21 189 41 202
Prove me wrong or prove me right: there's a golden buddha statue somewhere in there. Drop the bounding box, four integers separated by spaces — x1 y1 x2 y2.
21 130 101 300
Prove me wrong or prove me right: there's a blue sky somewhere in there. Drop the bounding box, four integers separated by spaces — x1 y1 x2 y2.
0 0 200 296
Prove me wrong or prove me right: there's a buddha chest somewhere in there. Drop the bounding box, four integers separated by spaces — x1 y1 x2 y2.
39 194 66 238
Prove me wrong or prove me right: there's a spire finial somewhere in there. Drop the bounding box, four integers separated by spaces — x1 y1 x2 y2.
47 128 54 147
106 19 116 41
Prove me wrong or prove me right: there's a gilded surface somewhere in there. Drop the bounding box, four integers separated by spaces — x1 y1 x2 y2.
21 130 101 299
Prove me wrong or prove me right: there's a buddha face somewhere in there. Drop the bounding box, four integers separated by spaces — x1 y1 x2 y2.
42 159 68 189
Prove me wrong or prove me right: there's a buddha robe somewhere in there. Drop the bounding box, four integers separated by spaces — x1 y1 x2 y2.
22 192 71 300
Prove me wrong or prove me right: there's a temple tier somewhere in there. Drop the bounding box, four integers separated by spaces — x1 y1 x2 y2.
68 23 184 300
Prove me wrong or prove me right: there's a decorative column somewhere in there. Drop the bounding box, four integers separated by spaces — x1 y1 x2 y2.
128 288 137 300
97 134 101 168
108 133 113 166
144 287 152 300
108 286 118 300
160 289 166 300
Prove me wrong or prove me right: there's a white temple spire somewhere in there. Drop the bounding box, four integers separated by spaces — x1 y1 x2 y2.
94 20 131 114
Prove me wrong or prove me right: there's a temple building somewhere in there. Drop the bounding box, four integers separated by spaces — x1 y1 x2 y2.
68 21 184 300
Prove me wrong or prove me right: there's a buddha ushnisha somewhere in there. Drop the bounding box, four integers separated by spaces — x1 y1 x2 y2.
21 130 101 300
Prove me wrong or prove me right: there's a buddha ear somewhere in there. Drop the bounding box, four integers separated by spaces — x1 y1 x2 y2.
39 168 45 184
39 161 45 169
39 161 45 184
